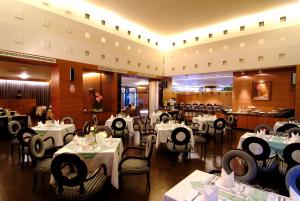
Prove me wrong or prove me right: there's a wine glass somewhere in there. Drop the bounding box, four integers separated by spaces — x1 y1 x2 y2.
239 182 252 201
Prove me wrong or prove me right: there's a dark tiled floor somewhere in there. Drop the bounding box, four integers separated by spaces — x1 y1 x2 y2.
0 130 288 201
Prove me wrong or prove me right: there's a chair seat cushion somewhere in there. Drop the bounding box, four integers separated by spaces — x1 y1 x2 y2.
11 138 19 144
193 135 207 144
167 141 192 153
34 158 52 173
57 173 107 200
120 159 149 175
141 135 156 144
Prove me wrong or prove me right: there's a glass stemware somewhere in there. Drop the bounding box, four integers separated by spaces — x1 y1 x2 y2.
239 182 252 201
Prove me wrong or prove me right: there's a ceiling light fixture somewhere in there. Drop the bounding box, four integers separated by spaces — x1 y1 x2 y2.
19 72 29 79
241 71 245 75
258 70 262 74
135 81 149 86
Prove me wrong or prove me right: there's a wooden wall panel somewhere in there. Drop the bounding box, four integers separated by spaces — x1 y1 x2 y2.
232 67 296 112
176 92 232 107
0 99 36 115
295 65 300 118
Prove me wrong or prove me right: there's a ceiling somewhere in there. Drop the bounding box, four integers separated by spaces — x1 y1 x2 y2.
0 61 51 81
121 76 149 87
88 0 297 36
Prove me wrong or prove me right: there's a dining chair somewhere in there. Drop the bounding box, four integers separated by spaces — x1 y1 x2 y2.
254 124 274 135
60 116 75 124
140 127 157 147
118 135 154 190
82 120 94 135
94 126 112 138
276 123 298 134
212 118 226 143
187 122 208 159
51 153 108 200
17 127 37 166
29 134 60 191
159 113 171 123
63 132 76 145
224 115 235 144
286 127 300 138
221 149 257 183
111 118 129 142
8 120 22 158
241 136 278 172
288 117 300 123
278 143 300 175
167 127 192 162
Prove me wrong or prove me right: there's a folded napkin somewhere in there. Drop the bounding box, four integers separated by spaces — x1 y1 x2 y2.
152 112 155 115
126 115 130 118
221 168 234 188
110 115 114 119
54 120 60 126
38 121 44 127
203 186 218 201
73 135 79 143
291 132 300 143
260 129 266 135
81 143 90 151
290 186 300 201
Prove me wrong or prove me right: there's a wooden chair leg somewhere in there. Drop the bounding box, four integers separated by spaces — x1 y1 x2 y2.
33 174 37 191
146 173 150 190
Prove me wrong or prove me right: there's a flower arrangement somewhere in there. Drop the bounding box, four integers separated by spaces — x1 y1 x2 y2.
89 88 103 111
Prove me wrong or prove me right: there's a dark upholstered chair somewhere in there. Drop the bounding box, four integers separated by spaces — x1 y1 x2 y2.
254 124 274 135
17 127 37 166
188 122 208 159
159 113 171 123
242 136 277 172
167 127 192 162
61 116 75 124
119 135 154 190
222 149 257 183
8 120 22 158
111 118 129 141
29 134 60 191
212 118 226 143
276 123 299 133
82 120 94 135
63 133 76 145
278 143 300 175
51 153 107 200
286 127 300 138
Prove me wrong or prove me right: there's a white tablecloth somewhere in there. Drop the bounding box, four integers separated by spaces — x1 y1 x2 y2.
32 124 76 146
192 115 217 130
273 121 300 131
50 138 123 189
149 112 162 127
163 170 290 201
155 123 194 149
105 117 134 135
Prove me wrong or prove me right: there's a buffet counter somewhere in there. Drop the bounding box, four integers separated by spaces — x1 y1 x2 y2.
231 112 288 130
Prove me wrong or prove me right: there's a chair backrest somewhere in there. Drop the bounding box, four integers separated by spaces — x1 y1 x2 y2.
51 153 88 194
61 116 75 124
226 115 235 125
17 127 37 146
11 115 28 128
222 149 257 183
82 120 93 134
201 121 209 134
159 113 171 122
187 122 200 131
213 118 226 130
277 123 299 133
144 129 157 136
286 127 300 137
63 133 75 145
118 111 126 117
29 135 46 159
0 116 8 134
285 165 300 195
145 135 154 160
241 136 271 161
254 124 273 135
112 118 126 131
124 106 132 116
288 117 300 123
170 127 191 146
94 126 112 137
283 143 300 169
8 120 22 135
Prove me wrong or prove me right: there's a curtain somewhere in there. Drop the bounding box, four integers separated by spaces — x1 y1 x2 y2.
0 80 50 106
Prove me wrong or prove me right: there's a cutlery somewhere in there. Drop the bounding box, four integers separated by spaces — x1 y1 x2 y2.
191 191 201 201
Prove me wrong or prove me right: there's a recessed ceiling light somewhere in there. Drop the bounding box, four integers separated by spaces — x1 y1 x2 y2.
19 72 29 79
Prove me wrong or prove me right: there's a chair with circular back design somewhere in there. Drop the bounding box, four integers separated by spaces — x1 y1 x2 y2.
254 124 274 135
111 118 128 141
285 165 300 195
241 136 277 172
61 116 75 124
213 118 226 143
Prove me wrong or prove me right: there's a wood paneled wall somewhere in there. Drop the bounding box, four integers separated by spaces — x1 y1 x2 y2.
0 99 36 115
176 92 232 106
232 67 296 112
51 59 118 128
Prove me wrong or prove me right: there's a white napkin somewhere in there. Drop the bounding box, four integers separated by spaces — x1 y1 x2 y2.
291 132 300 143
38 121 44 128
126 115 130 118
221 168 234 188
110 115 114 119
152 112 155 115
81 143 90 151
181 121 185 125
73 135 79 143
289 186 300 201
260 129 266 135
183 189 200 201
54 120 60 126
203 186 218 201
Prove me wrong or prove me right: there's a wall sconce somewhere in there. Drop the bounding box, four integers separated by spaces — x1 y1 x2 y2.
258 70 262 74
241 71 245 75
